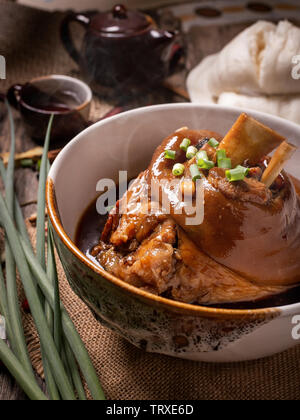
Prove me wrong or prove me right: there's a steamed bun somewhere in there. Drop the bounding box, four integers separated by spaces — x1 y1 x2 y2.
218 92 300 124
187 20 300 124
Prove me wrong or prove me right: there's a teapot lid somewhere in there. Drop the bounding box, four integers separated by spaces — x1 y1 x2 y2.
90 4 152 35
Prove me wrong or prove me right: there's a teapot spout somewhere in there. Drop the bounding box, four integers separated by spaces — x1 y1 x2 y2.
149 29 177 48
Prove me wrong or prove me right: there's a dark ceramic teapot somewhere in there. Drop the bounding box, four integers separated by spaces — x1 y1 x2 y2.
61 4 182 91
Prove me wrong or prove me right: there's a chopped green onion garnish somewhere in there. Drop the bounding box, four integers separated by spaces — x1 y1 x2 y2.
226 165 250 182
180 138 191 152
190 164 202 182
164 150 176 160
196 150 208 161
172 163 185 177
240 165 250 175
217 149 227 160
186 146 198 159
218 157 232 169
208 138 219 148
197 159 215 170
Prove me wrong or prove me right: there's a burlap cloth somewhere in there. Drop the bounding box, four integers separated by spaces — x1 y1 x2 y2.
1 0 300 400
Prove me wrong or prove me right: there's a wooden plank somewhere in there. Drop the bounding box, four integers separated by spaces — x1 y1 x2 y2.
0 367 28 400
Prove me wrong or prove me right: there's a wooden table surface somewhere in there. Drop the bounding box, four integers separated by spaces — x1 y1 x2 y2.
0 6 293 398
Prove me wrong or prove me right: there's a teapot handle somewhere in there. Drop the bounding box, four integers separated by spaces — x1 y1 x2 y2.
60 13 90 64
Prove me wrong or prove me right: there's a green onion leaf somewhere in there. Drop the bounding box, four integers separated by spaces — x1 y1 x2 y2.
218 157 232 169
226 165 250 182
180 138 191 152
0 191 76 400
0 112 105 401
4 173 106 400
4 100 35 380
186 146 198 159
172 163 185 177
63 338 87 400
37 114 54 270
197 159 215 170
217 149 227 160
47 228 62 355
164 150 176 160
196 150 208 161
190 164 202 182
36 116 61 400
208 138 219 148
19 236 106 400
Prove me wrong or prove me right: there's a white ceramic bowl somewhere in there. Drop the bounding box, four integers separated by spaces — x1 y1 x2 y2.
47 103 300 362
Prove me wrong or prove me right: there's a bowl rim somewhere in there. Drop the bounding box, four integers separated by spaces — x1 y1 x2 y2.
46 102 300 318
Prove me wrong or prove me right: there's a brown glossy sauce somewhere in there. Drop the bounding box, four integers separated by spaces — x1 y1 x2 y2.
75 178 300 310
75 197 107 268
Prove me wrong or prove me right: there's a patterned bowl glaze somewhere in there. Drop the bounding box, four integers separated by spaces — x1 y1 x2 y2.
46 103 300 362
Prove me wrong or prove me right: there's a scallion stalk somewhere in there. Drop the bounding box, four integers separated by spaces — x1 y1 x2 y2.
12 209 105 400
47 227 62 355
190 164 202 182
218 157 232 169
8 161 105 400
208 138 219 148
180 138 191 152
19 236 106 400
0 115 104 400
186 146 198 160
34 115 63 400
44 230 60 401
0 191 76 400
37 115 54 270
4 99 34 379
164 150 176 160
226 165 250 182
63 338 87 400
197 159 214 170
196 150 208 162
1 158 102 399
172 163 185 177
217 149 227 160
